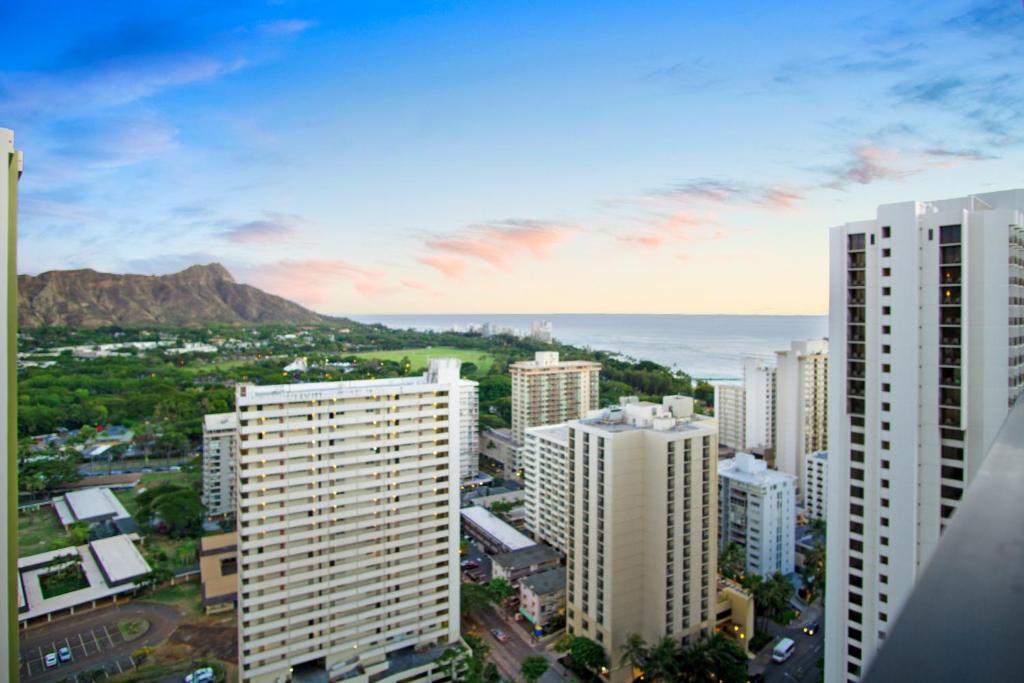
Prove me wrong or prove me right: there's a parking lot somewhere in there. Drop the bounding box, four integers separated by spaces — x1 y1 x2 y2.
19 601 184 683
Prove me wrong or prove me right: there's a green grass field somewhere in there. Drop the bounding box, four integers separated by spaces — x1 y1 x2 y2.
18 507 74 557
350 347 493 375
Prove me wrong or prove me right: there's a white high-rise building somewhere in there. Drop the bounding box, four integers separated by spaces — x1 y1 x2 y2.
774 339 829 501
713 383 746 450
825 190 1024 682
566 396 718 683
458 380 480 480
202 413 238 517
742 357 776 452
2 127 22 683
522 423 570 553
718 453 796 577
805 451 828 521
234 359 465 683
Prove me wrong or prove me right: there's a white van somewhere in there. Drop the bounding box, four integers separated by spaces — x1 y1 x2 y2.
772 637 796 663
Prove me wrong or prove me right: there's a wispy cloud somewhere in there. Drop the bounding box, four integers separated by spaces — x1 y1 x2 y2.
217 212 305 244
246 259 389 305
650 180 803 210
259 19 317 36
421 219 577 275
821 144 992 190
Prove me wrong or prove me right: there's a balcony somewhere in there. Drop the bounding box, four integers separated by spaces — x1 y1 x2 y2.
863 399 1024 682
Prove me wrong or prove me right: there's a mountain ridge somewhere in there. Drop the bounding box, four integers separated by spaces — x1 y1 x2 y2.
18 263 334 328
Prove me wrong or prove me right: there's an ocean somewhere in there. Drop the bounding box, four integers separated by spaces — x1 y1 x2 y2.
348 314 828 381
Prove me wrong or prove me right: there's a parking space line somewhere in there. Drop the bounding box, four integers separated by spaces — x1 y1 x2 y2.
102 624 115 647
92 628 102 652
115 658 123 673
79 632 88 656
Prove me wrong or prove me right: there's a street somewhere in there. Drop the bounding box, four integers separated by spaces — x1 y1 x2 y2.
464 601 568 683
749 602 824 683
19 601 184 682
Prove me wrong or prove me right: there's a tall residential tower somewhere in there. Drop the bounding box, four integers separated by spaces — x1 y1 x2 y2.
510 351 600 443
566 397 718 683
235 359 465 683
774 339 829 500
825 190 1024 682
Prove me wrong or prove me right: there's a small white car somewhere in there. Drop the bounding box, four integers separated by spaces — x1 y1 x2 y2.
184 667 215 683
44 652 58 668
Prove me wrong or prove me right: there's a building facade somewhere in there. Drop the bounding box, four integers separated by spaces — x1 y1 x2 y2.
521 423 570 553
457 380 480 480
805 451 828 521
202 412 239 518
234 359 464 683
2 127 21 681
825 190 1024 682
478 427 522 480
742 357 776 452
510 351 600 443
774 339 829 501
519 567 566 629
713 383 746 451
718 453 796 577
566 396 718 683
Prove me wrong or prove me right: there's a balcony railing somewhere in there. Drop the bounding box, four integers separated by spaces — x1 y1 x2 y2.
863 399 1024 682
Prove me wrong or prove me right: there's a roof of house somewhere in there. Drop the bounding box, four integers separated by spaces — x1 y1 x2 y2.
492 544 562 571
89 534 151 584
520 566 566 596
60 487 131 523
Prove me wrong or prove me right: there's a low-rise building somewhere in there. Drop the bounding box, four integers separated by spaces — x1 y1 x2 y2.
519 567 566 629
805 451 828 521
200 532 238 614
479 427 522 480
52 487 136 534
491 544 562 583
714 580 755 653
460 506 535 555
522 424 570 554
718 453 796 577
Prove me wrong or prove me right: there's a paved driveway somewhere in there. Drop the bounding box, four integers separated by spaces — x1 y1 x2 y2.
19 601 183 682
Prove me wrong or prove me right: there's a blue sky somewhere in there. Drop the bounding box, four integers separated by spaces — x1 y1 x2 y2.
4 0 1023 314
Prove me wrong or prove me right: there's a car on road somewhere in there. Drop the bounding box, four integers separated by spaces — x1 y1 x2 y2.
490 628 510 643
44 652 58 668
184 666 215 683
802 620 820 636
772 637 796 664
460 560 479 569
58 646 72 662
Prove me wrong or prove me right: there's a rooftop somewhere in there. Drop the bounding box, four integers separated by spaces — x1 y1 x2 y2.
57 487 132 525
510 351 601 370
492 544 562 571
719 453 796 487
524 423 570 445
204 412 239 431
460 506 535 551
482 426 521 447
520 566 566 596
89 534 151 584
578 395 713 435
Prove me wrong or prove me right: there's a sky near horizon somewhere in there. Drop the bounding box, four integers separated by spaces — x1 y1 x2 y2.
4 1 1023 315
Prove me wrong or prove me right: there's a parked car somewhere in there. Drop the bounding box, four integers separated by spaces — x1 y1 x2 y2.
772 637 796 664
184 667 215 683
802 620 820 636
490 628 510 643
460 560 479 570
44 652 58 668
58 646 72 662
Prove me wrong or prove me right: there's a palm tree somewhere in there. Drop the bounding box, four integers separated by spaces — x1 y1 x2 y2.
645 636 682 682
802 542 826 601
677 633 747 683
619 632 649 679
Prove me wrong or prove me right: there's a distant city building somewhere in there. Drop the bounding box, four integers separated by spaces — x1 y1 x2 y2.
521 423 570 554
460 505 536 555
202 413 238 518
234 359 465 683
825 190 1024 682
566 396 718 683
713 383 746 451
718 453 796 577
530 320 554 342
458 379 480 480
742 357 776 452
2 128 20 673
491 544 562 583
804 451 828 521
510 351 600 443
774 339 829 501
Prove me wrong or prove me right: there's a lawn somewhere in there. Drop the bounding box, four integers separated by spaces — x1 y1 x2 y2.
351 346 494 375
40 562 89 598
18 506 74 557
139 470 200 488
142 581 202 616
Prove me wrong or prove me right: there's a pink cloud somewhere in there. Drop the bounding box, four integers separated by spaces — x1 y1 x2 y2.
245 259 389 305
421 219 577 275
620 211 723 249
821 144 989 190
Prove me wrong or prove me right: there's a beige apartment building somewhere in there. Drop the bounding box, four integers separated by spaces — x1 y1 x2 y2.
510 351 600 443
202 412 238 518
521 423 570 554
234 359 464 683
713 383 746 451
774 339 829 502
566 396 719 682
